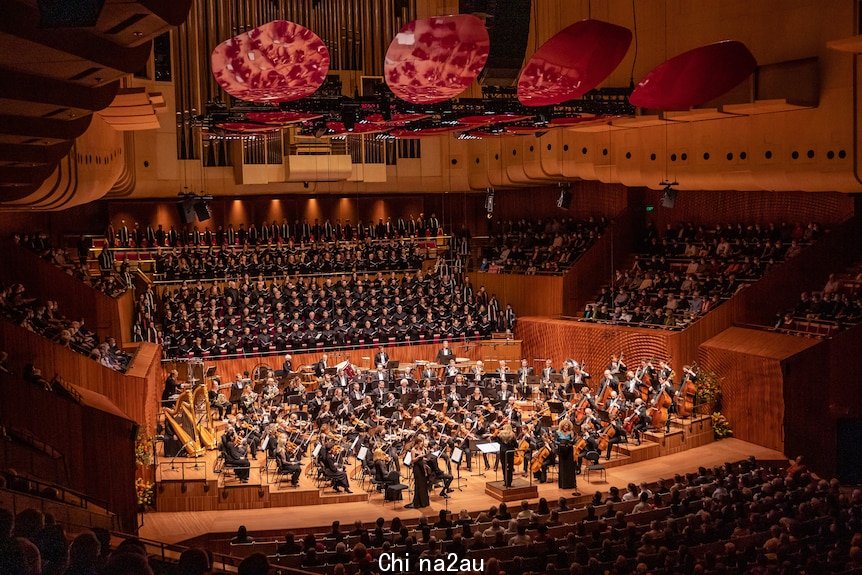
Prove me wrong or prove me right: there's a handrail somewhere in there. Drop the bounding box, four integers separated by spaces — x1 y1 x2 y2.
151 266 426 287
90 234 453 253
161 332 491 363
110 531 320 575
0 465 112 514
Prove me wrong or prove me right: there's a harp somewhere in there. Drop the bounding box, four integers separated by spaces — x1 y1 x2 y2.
192 384 217 450
162 389 209 457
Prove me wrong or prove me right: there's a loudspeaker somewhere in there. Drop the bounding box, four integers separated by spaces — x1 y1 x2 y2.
462 0 532 86
37 0 105 27
661 188 678 209
193 200 211 222
177 199 196 224
557 189 572 210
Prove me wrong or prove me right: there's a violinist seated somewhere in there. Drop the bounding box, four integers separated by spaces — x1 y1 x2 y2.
220 429 250 482
373 448 400 489
275 438 302 486
234 414 262 458
319 442 353 493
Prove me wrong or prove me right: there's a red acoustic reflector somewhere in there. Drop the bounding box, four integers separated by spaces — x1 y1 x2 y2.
384 14 490 104
629 40 757 110
211 20 330 103
518 19 632 107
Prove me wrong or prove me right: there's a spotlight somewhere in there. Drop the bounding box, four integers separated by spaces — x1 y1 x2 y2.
485 188 495 215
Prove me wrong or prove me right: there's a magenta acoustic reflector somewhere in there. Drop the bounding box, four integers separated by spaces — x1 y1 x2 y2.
384 14 490 104
211 20 330 103
518 19 632 107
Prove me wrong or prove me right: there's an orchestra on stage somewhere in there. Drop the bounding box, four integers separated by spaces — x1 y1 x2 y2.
160 345 701 509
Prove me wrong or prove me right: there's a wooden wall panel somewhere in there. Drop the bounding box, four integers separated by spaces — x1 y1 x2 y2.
0 371 137 532
467 272 564 318
562 207 640 316
516 317 675 377
0 322 161 429
0 239 131 343
644 190 854 228
724 216 862 326
698 341 786 453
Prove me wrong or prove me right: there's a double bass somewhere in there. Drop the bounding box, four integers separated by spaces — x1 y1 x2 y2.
647 388 672 430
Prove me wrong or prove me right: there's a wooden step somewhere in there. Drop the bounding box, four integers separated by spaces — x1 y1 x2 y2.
485 479 538 502
612 441 662 462
669 415 713 436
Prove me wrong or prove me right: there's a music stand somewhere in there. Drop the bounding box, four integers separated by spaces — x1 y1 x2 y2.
450 447 467 491
477 442 500 483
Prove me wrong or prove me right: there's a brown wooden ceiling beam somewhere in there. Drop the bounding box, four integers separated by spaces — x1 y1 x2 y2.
0 71 120 112
0 142 73 165
0 114 93 141
139 0 194 26
0 164 56 185
1 1 153 74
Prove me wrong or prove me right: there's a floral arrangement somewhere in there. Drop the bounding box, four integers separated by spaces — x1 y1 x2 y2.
712 412 733 439
135 478 154 508
695 367 722 411
134 427 152 467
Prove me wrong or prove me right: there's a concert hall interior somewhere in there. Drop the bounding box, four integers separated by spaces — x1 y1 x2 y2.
2 1 862 574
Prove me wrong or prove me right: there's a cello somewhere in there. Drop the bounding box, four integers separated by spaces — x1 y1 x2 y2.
530 432 552 473
513 425 531 467
597 421 617 452
677 366 697 417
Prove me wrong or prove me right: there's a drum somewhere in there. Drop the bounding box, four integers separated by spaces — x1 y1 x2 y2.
343 363 357 379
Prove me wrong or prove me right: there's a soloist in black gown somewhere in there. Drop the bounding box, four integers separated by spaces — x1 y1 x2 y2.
556 431 576 489
411 451 431 508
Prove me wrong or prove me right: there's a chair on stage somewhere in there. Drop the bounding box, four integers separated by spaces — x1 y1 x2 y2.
583 450 606 483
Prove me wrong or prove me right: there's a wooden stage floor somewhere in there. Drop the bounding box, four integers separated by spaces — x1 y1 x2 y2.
141 438 784 544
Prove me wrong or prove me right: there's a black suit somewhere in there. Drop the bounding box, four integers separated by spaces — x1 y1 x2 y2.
314 359 328 377
374 352 390 368
436 347 454 365
221 436 250 480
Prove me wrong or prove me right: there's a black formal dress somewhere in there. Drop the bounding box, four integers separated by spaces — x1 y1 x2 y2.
556 431 576 489
410 451 431 508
